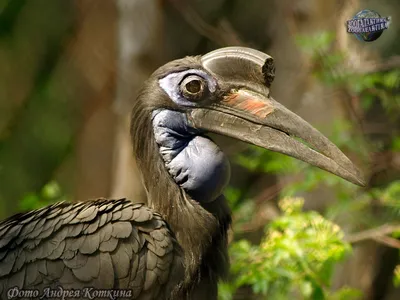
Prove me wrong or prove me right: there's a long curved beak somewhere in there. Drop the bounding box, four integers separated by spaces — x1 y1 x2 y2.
187 47 366 186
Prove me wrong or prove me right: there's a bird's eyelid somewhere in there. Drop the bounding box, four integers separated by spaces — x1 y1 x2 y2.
179 73 206 86
159 69 218 107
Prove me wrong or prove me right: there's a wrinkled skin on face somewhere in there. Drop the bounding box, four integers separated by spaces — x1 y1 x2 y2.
152 109 230 203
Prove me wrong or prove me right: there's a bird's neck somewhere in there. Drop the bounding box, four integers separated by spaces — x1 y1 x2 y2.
131 105 231 284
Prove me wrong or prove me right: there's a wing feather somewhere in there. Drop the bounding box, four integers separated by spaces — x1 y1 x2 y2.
0 198 182 300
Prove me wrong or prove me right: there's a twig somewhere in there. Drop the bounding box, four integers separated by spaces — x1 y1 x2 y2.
168 0 244 46
345 224 400 246
238 203 280 233
356 56 400 74
255 181 284 204
372 235 400 249
255 174 305 204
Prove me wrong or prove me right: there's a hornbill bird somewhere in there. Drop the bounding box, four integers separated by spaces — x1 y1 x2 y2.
0 47 365 299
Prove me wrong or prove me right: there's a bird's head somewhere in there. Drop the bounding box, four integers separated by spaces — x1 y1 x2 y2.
132 47 365 205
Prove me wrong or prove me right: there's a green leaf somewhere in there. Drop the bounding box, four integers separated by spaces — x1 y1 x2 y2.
218 283 234 300
42 180 61 199
378 181 400 216
224 187 242 209
18 180 64 211
226 197 352 298
328 287 363 300
19 193 41 211
394 265 400 288
383 71 400 89
361 94 374 110
391 137 400 151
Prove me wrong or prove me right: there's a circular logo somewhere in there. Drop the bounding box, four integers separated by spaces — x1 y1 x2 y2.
349 9 388 42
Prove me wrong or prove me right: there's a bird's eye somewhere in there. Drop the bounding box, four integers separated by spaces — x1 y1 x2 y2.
186 80 201 94
180 75 206 99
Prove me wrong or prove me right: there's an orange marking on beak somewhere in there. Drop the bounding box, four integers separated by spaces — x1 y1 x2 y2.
222 91 274 118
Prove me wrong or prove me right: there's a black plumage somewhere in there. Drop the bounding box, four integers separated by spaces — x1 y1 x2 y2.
0 199 183 299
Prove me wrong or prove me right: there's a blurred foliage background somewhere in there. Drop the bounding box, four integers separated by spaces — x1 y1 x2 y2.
0 0 399 299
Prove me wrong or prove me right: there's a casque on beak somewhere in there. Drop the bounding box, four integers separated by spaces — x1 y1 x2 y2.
187 47 366 187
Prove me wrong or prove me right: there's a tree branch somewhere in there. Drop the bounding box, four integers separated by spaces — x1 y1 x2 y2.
356 56 400 74
168 0 244 46
345 224 400 248
372 235 400 249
